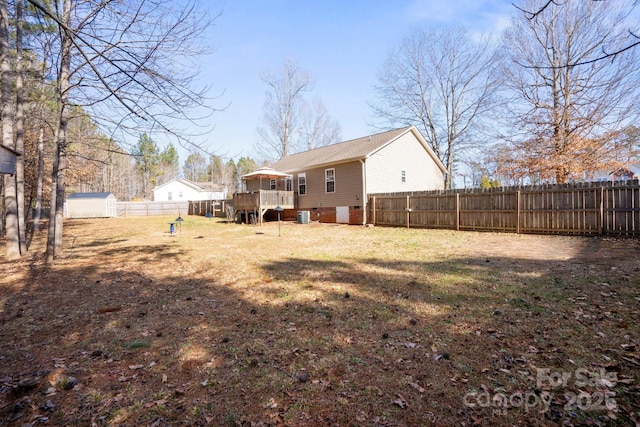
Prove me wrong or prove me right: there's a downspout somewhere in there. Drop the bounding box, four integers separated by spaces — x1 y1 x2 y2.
360 159 367 225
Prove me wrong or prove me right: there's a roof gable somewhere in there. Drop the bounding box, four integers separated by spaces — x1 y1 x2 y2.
271 126 446 174
153 178 205 192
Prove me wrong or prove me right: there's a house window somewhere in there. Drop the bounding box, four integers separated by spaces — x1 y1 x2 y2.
178 191 183 198
298 173 306 196
325 168 335 193
168 192 173 201
270 179 276 190
285 177 292 191
401 170 406 183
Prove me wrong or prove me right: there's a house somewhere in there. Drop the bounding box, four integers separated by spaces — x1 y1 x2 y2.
153 178 227 202
610 165 639 181
65 192 117 218
235 126 446 224
592 164 640 182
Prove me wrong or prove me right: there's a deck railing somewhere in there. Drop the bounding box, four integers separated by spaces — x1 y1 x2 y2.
233 190 294 211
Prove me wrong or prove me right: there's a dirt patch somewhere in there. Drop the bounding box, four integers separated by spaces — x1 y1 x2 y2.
1 217 639 426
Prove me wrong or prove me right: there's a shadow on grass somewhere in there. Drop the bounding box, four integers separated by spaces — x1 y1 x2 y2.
1 234 638 426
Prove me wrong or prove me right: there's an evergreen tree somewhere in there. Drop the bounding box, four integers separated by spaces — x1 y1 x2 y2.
133 133 159 199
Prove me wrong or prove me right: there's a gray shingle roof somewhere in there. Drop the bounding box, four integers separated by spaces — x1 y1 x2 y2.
67 192 114 199
271 127 414 173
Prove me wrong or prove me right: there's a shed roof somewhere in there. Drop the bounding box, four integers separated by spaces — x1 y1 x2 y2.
67 192 115 199
270 126 446 173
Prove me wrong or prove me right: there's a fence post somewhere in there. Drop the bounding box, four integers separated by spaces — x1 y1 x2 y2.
372 196 376 225
406 195 410 229
456 193 460 231
599 186 604 235
516 191 521 234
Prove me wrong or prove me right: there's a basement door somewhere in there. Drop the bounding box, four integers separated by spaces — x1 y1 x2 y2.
336 206 349 224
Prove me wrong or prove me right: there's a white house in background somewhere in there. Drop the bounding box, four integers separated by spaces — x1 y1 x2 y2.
153 178 227 202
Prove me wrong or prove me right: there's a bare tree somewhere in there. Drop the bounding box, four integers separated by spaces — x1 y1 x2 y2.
22 0 216 262
498 0 640 183
371 28 499 189
299 97 342 151
513 0 640 66
183 151 207 182
256 59 341 161
208 155 235 193
256 59 313 161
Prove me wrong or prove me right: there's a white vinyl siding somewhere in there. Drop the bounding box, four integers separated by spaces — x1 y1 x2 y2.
153 179 227 201
366 132 444 193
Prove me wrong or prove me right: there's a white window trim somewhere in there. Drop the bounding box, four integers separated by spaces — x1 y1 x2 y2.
298 173 307 196
325 168 335 193
401 169 406 183
270 179 276 190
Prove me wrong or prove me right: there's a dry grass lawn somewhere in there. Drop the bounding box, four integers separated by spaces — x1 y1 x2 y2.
1 216 639 426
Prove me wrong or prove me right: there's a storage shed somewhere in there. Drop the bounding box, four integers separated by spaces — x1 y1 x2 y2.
66 192 117 218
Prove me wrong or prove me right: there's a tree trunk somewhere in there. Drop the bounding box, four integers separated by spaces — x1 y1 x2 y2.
15 0 26 253
33 125 44 231
46 0 72 263
1 0 20 260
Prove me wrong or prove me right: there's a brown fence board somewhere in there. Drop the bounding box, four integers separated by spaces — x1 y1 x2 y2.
369 180 639 236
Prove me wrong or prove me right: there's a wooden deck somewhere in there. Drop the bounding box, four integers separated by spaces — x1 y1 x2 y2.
232 190 294 224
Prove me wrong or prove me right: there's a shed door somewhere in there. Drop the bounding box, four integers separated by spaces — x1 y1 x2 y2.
336 206 349 224
107 198 117 217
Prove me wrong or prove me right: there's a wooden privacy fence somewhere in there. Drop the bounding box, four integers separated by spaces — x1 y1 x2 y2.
116 201 188 217
369 180 639 236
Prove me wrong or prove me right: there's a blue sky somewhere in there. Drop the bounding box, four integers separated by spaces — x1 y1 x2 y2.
184 0 516 163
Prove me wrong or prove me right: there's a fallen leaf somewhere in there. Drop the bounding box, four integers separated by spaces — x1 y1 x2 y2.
264 398 278 409
393 394 408 408
409 382 425 393
128 364 144 370
98 307 121 314
162 374 167 383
